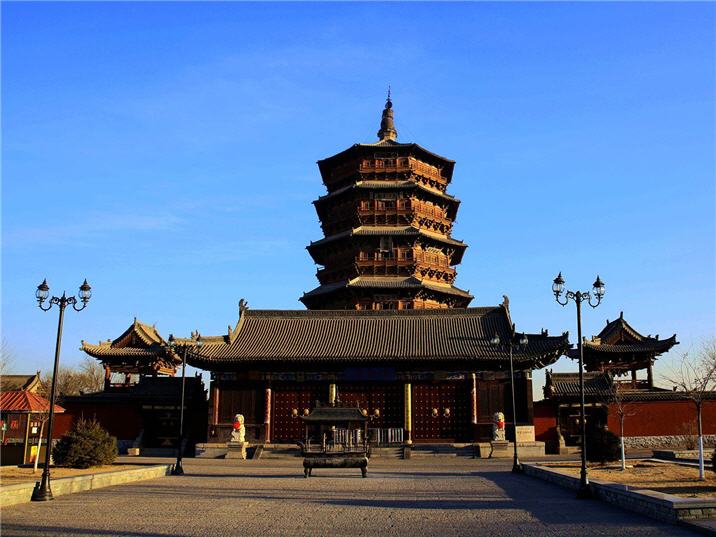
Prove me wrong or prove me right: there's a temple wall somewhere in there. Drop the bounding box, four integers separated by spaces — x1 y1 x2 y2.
534 398 716 453
606 399 716 437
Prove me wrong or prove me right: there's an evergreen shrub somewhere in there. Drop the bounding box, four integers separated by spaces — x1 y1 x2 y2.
52 417 117 468
585 428 620 464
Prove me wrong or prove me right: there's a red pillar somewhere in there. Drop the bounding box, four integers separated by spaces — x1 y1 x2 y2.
264 387 272 444
211 384 220 426
470 373 478 441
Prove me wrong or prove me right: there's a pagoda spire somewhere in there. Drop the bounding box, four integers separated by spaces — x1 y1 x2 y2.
377 87 398 141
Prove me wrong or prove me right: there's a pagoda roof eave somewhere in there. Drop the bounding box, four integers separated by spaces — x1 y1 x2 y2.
317 142 455 183
312 181 460 206
307 226 467 250
300 276 474 300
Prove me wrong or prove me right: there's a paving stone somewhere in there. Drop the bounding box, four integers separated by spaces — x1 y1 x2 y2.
0 458 699 536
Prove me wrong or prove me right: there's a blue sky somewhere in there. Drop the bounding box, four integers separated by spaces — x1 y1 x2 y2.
2 2 714 398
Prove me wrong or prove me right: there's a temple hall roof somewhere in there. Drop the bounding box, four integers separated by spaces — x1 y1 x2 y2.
184 305 570 371
0 372 42 394
543 370 711 402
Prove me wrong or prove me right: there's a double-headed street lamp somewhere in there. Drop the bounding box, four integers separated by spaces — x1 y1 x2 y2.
490 331 528 473
32 279 92 502
167 333 202 476
552 272 605 499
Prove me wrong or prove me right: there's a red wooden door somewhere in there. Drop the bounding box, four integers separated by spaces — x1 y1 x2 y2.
272 384 322 442
337 383 402 428
413 382 470 441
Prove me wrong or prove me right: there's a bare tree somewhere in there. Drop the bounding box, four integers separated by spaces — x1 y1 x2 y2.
0 338 16 376
32 411 50 473
78 356 104 393
39 357 105 402
662 340 716 480
608 379 636 471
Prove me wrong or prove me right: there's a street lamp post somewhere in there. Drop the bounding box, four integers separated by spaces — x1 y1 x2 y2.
490 331 528 473
552 272 605 499
167 334 202 476
32 279 92 502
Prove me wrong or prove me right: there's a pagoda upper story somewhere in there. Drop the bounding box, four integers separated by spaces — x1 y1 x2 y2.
301 96 472 310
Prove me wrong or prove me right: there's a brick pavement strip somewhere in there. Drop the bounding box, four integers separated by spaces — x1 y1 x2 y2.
0 464 173 508
0 458 701 537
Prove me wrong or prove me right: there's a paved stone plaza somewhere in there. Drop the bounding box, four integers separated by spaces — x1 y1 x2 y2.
1 458 699 536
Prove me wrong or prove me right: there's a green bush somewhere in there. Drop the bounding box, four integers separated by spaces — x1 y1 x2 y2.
52 417 117 469
585 428 620 464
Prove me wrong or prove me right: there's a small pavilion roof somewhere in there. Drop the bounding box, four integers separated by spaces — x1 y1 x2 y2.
0 390 64 414
566 312 678 372
81 318 180 375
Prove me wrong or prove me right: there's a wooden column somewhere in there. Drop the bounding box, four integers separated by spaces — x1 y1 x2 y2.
264 387 272 444
470 373 478 441
647 362 654 388
329 383 337 406
404 383 412 445
103 365 111 391
211 384 220 426
631 369 637 388
23 414 31 465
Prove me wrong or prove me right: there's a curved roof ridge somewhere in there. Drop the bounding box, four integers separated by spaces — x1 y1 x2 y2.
243 306 498 318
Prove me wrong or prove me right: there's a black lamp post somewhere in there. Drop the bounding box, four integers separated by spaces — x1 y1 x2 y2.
490 331 528 473
167 334 202 476
552 272 605 499
32 279 92 501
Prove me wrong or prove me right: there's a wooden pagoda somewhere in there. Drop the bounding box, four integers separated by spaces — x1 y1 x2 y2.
301 96 472 310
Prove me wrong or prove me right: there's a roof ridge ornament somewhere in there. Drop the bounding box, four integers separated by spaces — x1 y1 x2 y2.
377 88 398 142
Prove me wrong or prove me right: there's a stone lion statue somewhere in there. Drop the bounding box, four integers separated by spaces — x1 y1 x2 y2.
492 411 506 441
230 413 245 443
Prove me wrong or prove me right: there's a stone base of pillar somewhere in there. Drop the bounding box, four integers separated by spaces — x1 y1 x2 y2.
226 441 249 459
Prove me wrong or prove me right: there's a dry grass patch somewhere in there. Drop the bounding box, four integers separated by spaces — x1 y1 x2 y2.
544 460 716 498
0 464 140 485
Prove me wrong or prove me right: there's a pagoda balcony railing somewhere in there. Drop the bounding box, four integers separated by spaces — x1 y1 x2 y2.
413 252 454 270
357 204 452 228
356 257 415 270
359 158 445 185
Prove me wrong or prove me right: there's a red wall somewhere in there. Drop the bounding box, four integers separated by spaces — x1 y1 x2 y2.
533 400 559 452
607 399 716 436
58 402 143 441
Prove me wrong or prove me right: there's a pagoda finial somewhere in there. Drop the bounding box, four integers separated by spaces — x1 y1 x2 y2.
377 88 398 141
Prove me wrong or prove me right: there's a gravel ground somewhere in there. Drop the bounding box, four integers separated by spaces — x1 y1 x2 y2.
0 457 698 536
545 460 716 497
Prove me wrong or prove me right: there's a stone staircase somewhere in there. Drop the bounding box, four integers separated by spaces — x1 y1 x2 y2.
409 444 475 457
258 444 301 459
369 446 404 459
